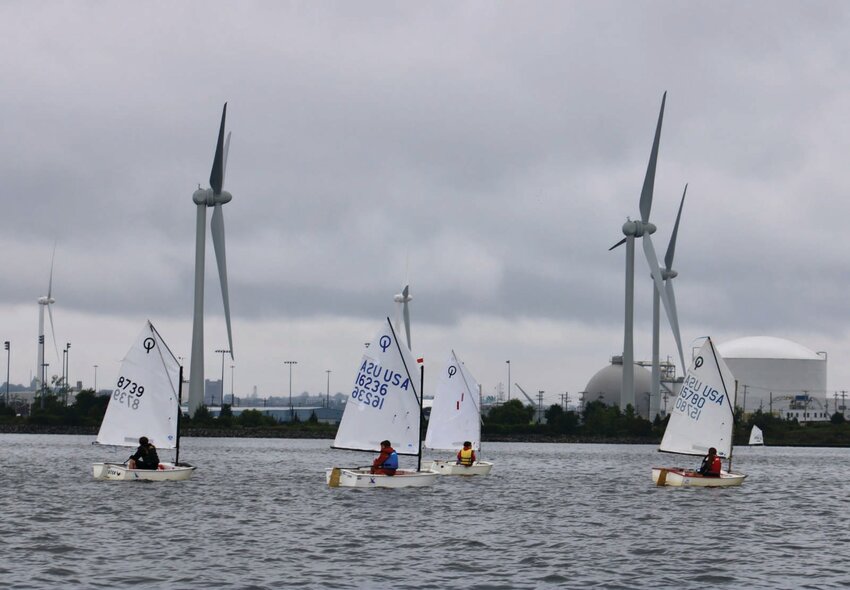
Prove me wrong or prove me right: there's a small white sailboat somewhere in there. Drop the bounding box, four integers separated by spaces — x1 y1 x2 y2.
93 321 196 481
326 317 438 488
749 424 765 446
422 350 492 476
652 337 746 488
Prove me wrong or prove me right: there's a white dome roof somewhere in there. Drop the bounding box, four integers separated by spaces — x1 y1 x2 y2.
716 336 821 360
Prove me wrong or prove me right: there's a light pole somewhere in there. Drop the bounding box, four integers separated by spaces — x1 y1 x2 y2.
215 349 230 406
230 364 235 406
326 369 332 408
4 341 9 406
65 342 71 398
506 360 511 401
284 361 297 421
40 362 49 410
93 364 98 392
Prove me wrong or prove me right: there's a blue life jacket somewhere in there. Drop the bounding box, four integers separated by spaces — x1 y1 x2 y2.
382 450 398 470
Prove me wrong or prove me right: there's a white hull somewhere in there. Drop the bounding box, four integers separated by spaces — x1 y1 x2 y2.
422 460 493 476
325 467 438 488
652 467 746 488
92 462 196 481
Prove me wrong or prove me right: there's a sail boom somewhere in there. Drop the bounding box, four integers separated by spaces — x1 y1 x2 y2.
331 445 420 457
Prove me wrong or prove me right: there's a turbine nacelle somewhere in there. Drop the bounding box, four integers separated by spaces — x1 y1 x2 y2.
37 296 55 305
393 292 412 303
621 220 656 238
192 188 233 206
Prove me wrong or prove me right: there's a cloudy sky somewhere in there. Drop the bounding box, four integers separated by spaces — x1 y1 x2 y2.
2 1 849 407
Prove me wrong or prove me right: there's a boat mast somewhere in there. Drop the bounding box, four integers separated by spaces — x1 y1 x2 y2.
176 365 184 466
418 364 424 472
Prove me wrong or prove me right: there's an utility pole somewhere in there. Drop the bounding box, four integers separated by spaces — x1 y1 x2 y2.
284 361 297 421
326 369 332 408
4 341 9 406
741 384 748 416
506 360 511 401
230 364 235 406
537 390 544 424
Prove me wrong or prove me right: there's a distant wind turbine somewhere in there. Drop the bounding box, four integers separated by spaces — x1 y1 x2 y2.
35 246 61 392
187 103 235 415
609 92 680 411
650 185 688 417
393 284 412 350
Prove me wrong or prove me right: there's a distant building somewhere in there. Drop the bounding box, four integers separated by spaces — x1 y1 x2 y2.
716 336 827 415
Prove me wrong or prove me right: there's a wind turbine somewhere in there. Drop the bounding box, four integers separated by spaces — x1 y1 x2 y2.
609 92 679 411
187 103 235 415
650 185 688 418
393 284 412 350
35 246 61 394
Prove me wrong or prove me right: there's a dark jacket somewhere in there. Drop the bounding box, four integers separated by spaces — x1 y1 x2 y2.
131 444 160 470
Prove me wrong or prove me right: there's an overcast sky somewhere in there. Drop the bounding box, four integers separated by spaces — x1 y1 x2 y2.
2 1 849 407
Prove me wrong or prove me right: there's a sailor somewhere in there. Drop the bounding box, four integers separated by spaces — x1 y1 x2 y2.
370 440 398 475
128 436 160 470
456 441 476 466
697 447 722 477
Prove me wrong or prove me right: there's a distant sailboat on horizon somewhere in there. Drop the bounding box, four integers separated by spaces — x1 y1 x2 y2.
749 424 765 446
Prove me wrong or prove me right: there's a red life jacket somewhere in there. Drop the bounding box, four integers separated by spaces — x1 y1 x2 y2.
708 456 722 475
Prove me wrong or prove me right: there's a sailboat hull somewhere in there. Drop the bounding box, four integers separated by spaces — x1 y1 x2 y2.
325 467 438 488
651 467 746 488
421 460 493 476
93 462 196 481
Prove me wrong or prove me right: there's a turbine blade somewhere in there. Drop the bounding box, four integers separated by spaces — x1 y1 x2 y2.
211 204 234 358
609 237 627 251
665 279 686 372
665 183 687 271
403 300 411 350
210 103 228 195
47 303 61 366
47 243 56 299
639 92 666 224
222 131 231 188
402 284 409 299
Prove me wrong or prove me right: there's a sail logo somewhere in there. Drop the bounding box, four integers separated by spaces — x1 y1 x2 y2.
143 338 156 354
448 366 457 378
379 335 392 352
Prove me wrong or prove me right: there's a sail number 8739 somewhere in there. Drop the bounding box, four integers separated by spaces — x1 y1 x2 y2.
113 376 145 410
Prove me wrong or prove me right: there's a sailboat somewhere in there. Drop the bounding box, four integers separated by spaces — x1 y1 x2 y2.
325 318 438 488
652 337 747 488
92 321 196 481
749 424 765 446
422 350 493 476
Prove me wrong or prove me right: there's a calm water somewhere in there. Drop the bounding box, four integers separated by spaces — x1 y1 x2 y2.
2 435 850 589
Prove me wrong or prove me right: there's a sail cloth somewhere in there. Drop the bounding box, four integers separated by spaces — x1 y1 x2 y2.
333 318 422 456
749 425 765 446
659 337 736 458
424 350 482 451
96 321 181 449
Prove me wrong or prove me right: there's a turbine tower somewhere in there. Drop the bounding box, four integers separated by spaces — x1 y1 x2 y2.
650 185 687 418
609 92 679 411
35 248 61 393
188 103 235 415
393 284 412 350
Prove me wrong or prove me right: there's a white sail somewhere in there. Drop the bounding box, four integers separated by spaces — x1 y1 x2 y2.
424 350 482 451
659 337 736 458
749 425 764 446
96 321 181 450
333 318 422 456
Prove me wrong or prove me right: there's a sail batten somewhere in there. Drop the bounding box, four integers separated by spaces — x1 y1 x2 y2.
659 337 736 458
96 321 180 450
332 318 422 455
424 350 482 451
